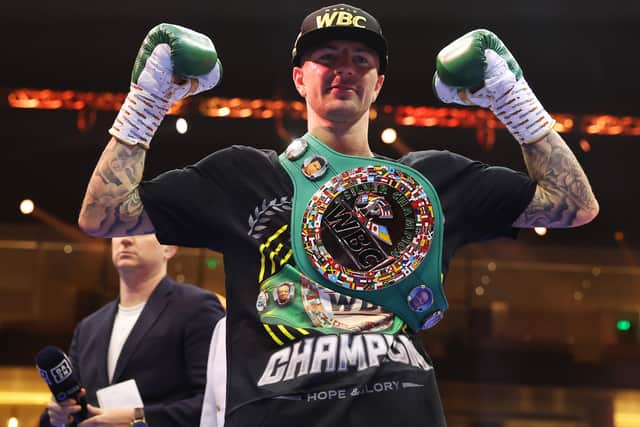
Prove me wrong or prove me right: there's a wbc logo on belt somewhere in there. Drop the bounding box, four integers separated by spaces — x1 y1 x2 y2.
302 165 435 291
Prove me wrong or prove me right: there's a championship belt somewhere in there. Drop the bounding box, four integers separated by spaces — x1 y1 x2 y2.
256 264 406 336
278 133 447 332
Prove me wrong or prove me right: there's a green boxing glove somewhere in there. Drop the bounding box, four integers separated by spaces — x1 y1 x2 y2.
110 23 223 148
433 29 554 144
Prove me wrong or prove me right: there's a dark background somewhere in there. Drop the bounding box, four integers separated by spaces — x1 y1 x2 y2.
1 0 638 248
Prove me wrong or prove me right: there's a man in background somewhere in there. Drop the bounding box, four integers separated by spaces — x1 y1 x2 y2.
41 234 225 427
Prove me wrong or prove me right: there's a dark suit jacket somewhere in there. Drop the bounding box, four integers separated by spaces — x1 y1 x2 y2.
40 276 225 427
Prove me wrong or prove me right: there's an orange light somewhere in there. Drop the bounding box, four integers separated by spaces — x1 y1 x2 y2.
611 126 623 135
579 138 591 152
614 231 625 242
6 88 640 137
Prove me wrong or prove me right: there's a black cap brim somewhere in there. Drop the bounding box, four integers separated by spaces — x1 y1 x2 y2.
292 27 388 73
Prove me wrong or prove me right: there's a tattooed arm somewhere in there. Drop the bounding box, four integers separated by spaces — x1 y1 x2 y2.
513 130 599 228
78 138 154 237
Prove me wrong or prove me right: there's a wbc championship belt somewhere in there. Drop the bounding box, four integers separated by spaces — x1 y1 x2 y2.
279 133 447 332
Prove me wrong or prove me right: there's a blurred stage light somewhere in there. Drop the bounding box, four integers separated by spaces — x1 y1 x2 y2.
617 319 632 332
381 128 397 144
12 88 640 138
19 199 34 215
206 257 220 270
8 417 18 427
176 117 188 134
579 138 591 152
534 227 547 236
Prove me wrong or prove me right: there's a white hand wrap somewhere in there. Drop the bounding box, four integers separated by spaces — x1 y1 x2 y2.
109 44 222 149
433 75 472 106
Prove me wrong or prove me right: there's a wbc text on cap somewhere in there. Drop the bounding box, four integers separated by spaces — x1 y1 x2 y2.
291 4 389 73
314 8 368 29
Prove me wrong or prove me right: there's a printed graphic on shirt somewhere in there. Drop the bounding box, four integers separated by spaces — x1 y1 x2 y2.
247 197 293 282
257 333 432 387
299 380 425 402
301 165 436 291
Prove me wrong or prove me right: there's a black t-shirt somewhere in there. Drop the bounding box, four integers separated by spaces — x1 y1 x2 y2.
139 145 535 427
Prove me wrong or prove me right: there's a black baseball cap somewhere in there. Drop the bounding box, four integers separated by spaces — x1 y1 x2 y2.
291 4 388 73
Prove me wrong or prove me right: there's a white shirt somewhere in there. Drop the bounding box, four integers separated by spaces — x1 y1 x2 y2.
107 302 145 382
200 317 227 427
